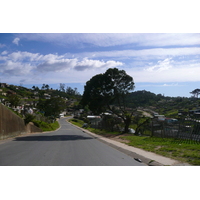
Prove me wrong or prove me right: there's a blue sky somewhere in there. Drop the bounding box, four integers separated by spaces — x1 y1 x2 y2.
0 33 200 97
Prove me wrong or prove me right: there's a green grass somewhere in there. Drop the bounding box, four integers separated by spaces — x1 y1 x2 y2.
69 118 120 136
69 118 83 127
33 120 60 132
121 135 200 165
87 127 119 136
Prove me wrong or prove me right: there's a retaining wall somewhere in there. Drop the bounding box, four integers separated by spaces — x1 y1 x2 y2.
0 103 42 140
26 122 42 133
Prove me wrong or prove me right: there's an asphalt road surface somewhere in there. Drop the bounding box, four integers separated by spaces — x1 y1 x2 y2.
0 118 145 166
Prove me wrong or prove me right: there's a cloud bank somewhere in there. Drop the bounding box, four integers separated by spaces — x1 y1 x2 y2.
0 51 123 83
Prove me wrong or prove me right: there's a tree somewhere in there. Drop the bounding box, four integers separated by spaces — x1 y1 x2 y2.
66 86 74 95
37 97 66 118
45 84 50 90
59 83 65 92
66 86 80 96
190 89 200 98
41 83 46 90
80 68 135 133
7 94 21 107
132 112 151 135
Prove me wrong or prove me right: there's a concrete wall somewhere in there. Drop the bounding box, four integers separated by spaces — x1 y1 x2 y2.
0 103 42 140
26 122 42 133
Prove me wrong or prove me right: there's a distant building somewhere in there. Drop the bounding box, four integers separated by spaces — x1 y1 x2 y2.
87 115 101 127
43 93 51 99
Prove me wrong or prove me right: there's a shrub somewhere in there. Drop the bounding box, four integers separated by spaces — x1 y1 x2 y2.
32 119 59 132
24 114 36 125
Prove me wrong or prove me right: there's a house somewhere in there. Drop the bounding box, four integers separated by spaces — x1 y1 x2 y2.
189 109 200 118
154 114 165 121
43 93 51 99
87 115 101 128
2 93 7 96
165 118 178 124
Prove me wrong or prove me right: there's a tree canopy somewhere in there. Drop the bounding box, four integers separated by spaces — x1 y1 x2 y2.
80 68 135 132
37 97 66 118
190 89 200 98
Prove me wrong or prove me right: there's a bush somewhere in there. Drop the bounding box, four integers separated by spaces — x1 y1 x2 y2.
24 114 36 125
71 118 78 122
32 119 59 131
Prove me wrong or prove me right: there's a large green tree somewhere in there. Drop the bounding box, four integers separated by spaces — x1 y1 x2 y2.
81 68 135 133
37 97 66 118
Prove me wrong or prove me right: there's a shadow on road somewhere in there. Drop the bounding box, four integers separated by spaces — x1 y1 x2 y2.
14 135 94 141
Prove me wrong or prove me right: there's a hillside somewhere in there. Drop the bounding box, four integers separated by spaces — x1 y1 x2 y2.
123 90 200 118
0 83 81 117
1 82 199 120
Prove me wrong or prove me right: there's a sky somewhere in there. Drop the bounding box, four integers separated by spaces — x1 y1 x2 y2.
0 33 200 97
1 1 200 98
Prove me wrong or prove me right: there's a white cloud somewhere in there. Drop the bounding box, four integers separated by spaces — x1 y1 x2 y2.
127 58 200 83
0 48 199 86
1 51 8 55
82 47 200 60
0 51 123 84
8 51 42 62
145 58 173 72
137 33 200 47
36 58 77 72
162 83 179 87
12 37 20 45
0 61 34 76
74 58 123 71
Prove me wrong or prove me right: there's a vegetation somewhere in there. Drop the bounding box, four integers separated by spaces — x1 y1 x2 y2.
33 120 60 132
69 118 119 136
69 118 200 165
126 90 163 108
80 68 135 133
37 97 66 118
190 88 200 98
121 135 200 165
24 114 36 125
0 82 80 134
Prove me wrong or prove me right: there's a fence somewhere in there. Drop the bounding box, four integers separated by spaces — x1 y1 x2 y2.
151 118 200 142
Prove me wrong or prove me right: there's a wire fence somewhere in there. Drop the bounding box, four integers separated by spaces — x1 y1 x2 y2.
151 118 200 142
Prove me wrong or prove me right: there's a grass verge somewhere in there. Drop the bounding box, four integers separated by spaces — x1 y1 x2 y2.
69 118 119 136
69 118 200 165
33 120 60 132
121 136 200 165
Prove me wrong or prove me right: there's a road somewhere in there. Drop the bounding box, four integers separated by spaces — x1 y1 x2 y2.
0 118 145 166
